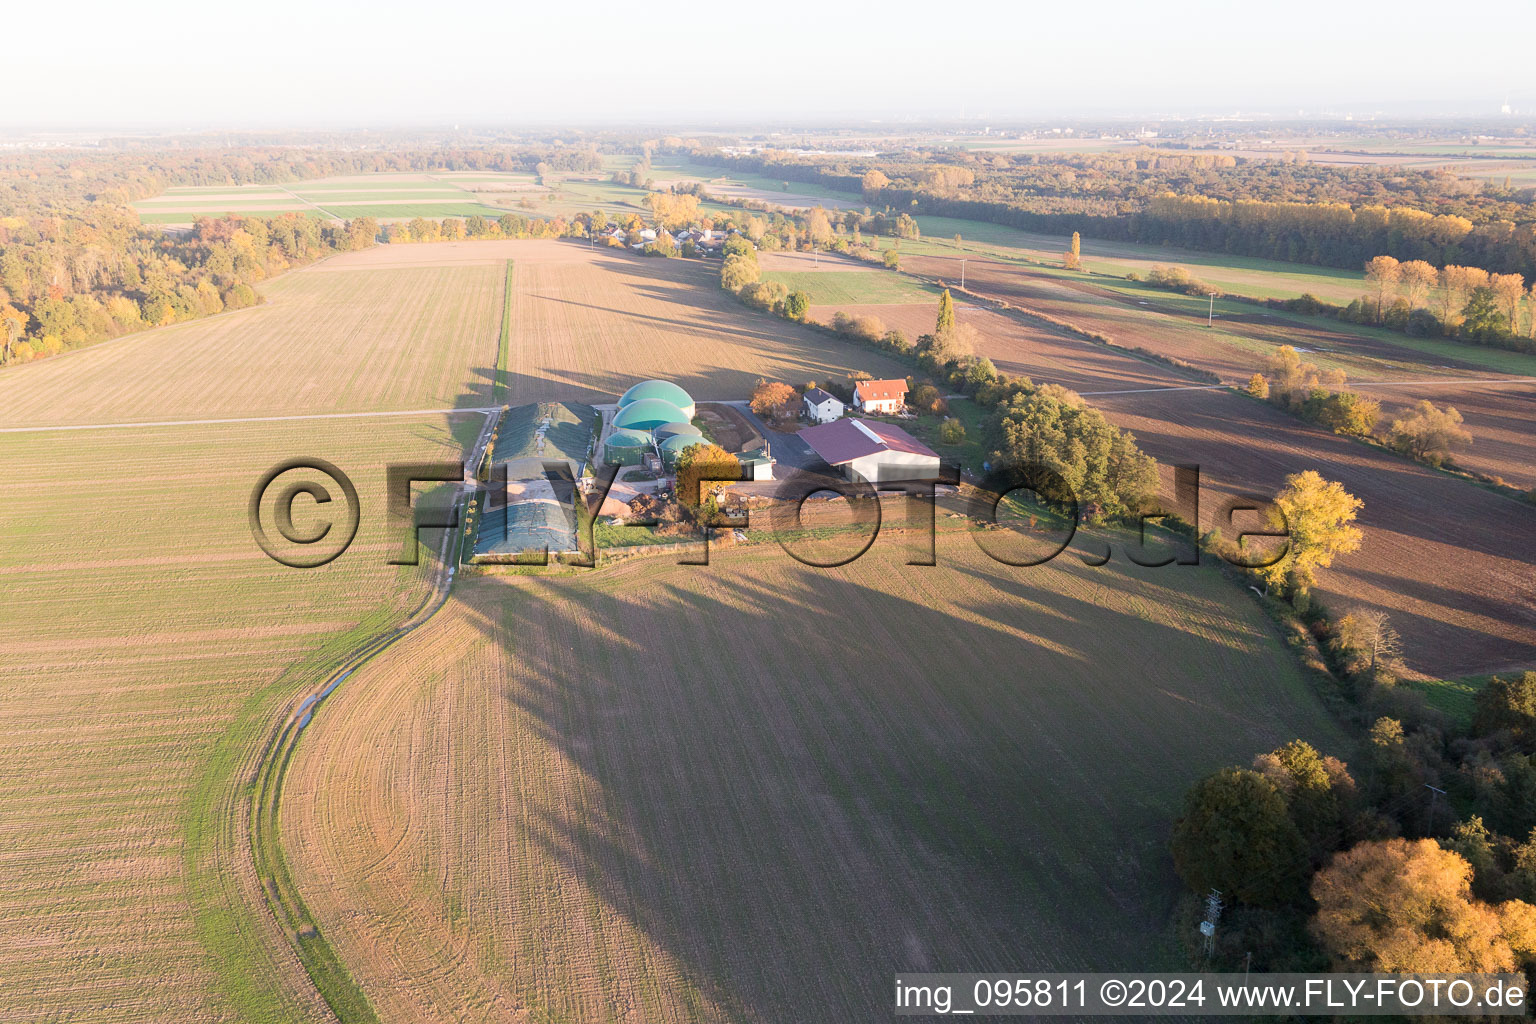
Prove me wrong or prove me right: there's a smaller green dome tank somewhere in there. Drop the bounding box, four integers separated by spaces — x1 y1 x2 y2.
603 428 654 465
654 421 704 442
658 433 707 469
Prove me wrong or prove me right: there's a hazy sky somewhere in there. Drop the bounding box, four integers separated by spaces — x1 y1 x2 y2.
11 0 1528 128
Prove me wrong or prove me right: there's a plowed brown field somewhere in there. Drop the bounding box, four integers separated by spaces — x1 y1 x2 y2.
903 255 1536 491
286 538 1345 1023
888 256 1536 677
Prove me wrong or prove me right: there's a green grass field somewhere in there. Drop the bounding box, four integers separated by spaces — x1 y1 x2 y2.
0 415 471 1023
760 268 937 305
135 173 538 225
887 217 1372 304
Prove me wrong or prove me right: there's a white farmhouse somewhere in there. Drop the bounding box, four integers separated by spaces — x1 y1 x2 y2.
853 378 908 415
802 387 844 424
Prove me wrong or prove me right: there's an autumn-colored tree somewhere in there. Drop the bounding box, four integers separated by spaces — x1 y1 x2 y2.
883 248 900 270
935 289 955 334
1258 470 1363 593
908 383 943 414
720 253 760 293
1332 608 1402 676
1170 768 1307 907
860 169 890 196
674 442 739 517
1064 231 1082 271
1389 400 1472 465
805 208 833 249
1245 372 1270 399
939 417 966 444
1364 255 1401 324
1438 265 1492 334
749 380 796 418
0 303 26 363
1490 272 1528 335
923 322 977 366
1261 345 1344 404
645 192 701 232
1311 839 1519 972
1397 259 1438 309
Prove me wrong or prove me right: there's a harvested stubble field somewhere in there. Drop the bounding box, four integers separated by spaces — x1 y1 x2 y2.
330 240 912 403
285 535 1344 1023
0 260 505 427
0 413 474 1023
886 255 1536 676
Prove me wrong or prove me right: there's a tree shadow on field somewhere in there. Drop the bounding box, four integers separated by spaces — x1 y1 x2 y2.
414 543 1346 1021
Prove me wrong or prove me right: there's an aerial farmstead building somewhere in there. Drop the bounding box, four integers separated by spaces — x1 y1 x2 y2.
798 417 940 483
853 378 908 415
618 379 697 420
802 387 844 424
604 380 700 465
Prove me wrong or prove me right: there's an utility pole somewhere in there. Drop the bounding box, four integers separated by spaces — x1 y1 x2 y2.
1207 292 1215 327
960 258 967 290
1426 784 1446 834
1199 889 1223 958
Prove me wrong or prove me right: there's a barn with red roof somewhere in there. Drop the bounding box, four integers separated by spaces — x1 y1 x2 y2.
797 417 941 483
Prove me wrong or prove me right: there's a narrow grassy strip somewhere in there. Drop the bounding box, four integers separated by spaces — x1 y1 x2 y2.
183 606 407 1023
494 260 514 405
241 508 467 1023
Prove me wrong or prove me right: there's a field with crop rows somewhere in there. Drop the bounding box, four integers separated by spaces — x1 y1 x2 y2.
374 240 912 404
0 414 474 1023
132 173 528 225
0 258 505 427
284 536 1345 1023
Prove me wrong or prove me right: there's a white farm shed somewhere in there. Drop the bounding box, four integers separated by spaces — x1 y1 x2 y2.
798 418 941 483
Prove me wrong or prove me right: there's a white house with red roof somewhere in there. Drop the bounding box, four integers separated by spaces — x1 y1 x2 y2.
852 378 907 415
797 417 941 483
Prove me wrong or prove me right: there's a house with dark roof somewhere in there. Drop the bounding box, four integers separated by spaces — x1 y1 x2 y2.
802 387 844 424
853 378 908 415
797 417 941 483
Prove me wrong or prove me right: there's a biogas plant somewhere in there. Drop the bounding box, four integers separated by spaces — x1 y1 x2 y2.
602 379 700 469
